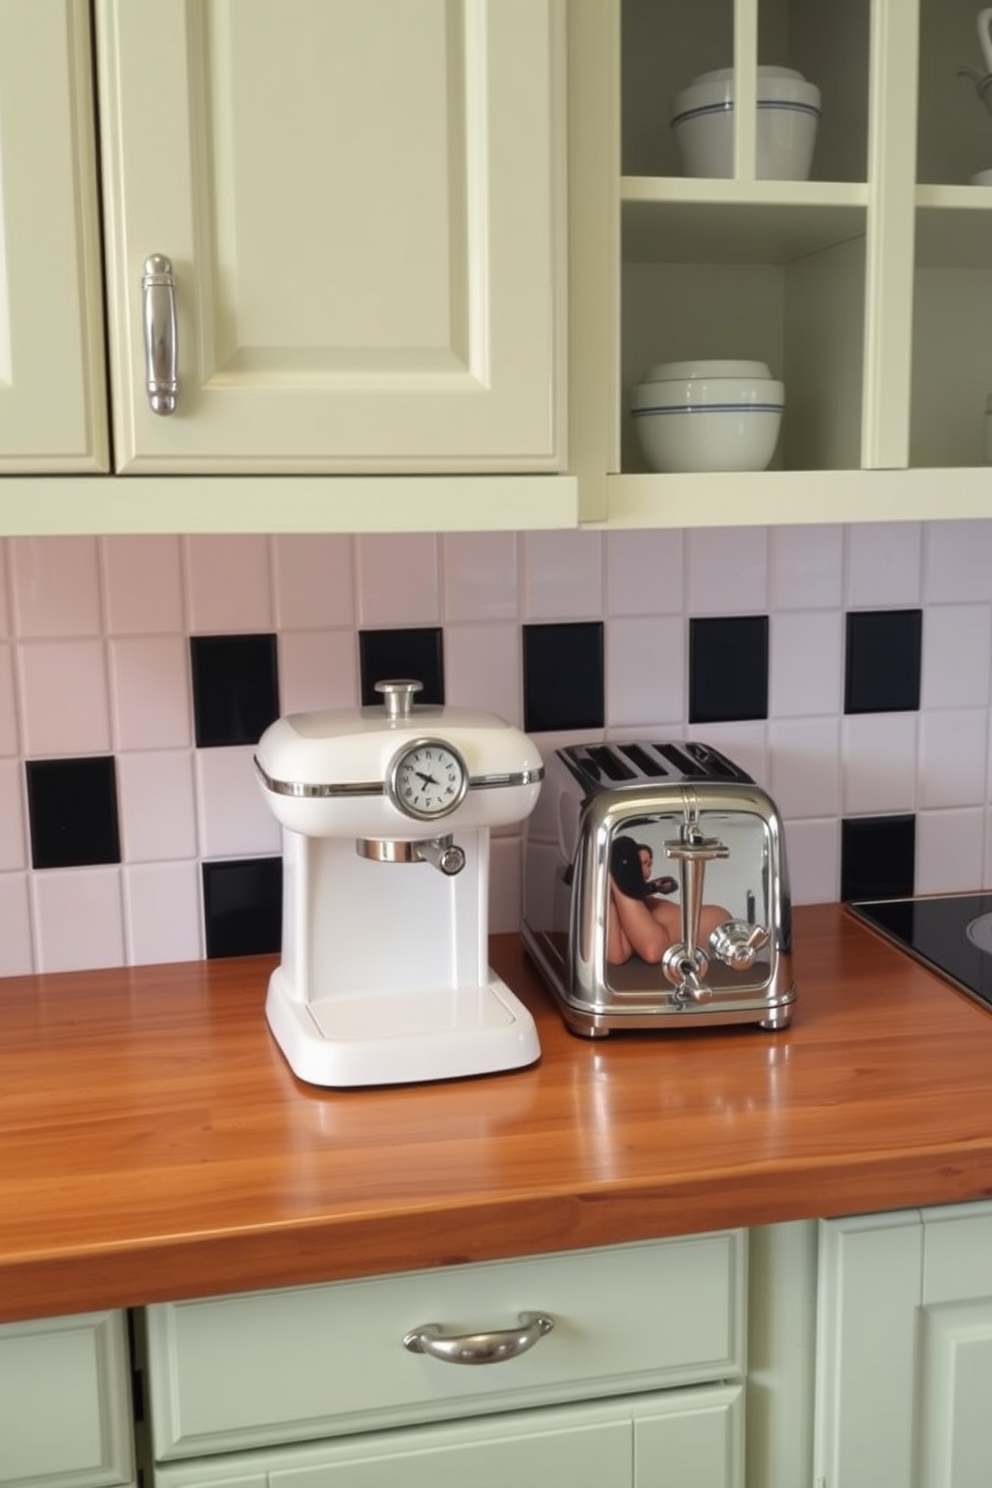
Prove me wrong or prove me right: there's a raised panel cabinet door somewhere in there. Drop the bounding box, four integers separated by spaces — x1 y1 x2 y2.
0 1311 134 1488
0 0 108 472
95 0 565 474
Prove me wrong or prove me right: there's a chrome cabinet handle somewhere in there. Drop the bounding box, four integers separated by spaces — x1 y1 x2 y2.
141 254 178 415
402 1311 554 1365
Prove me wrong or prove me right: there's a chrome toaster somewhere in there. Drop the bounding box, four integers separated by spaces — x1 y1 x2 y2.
521 740 796 1036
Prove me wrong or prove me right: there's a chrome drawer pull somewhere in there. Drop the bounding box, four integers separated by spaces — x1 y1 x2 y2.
402 1311 554 1365
141 254 178 415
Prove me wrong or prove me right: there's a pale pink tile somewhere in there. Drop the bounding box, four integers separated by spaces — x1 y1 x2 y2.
768 718 842 819
606 616 684 728
522 531 604 619
0 873 33 975
0 539 10 636
184 535 273 632
123 861 202 964
442 534 519 622
919 709 988 810
355 534 441 627
278 631 357 714
196 747 281 858
101 536 184 633
444 623 520 725
0 759 26 870
916 809 985 895
109 636 192 750
921 605 992 710
18 639 111 755
272 534 355 630
117 752 197 862
783 818 840 905
925 520 992 604
842 714 918 815
32 868 125 973
845 523 922 607
769 612 844 716
606 530 685 616
489 832 524 934
685 527 769 614
0 644 18 755
9 537 102 637
769 526 844 610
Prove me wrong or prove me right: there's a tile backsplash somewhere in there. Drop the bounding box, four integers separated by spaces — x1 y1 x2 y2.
2 519 992 976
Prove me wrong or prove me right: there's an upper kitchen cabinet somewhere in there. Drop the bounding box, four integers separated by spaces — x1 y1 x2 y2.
94 0 566 478
0 1 108 473
569 0 992 528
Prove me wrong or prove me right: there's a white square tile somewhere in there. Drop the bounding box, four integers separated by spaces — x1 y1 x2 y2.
123 861 202 964
842 713 919 815
196 746 281 858
109 636 192 750
0 759 26 870
522 531 604 619
919 709 989 809
925 519 992 604
444 623 521 725
118 751 198 862
185 535 274 633
355 533 441 627
0 873 33 975
606 616 685 728
783 818 840 905
0 539 10 637
278 630 357 714
606 530 685 616
921 604 992 710
272 534 356 630
489 832 524 934
442 533 519 622
685 527 768 614
0 644 17 755
102 536 184 634
32 867 125 973
9 536 102 637
845 522 922 607
768 718 842 819
769 526 844 609
769 611 844 716
915 809 985 895
18 639 112 755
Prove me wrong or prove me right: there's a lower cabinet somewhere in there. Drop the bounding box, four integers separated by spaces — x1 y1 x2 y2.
815 1200 992 1488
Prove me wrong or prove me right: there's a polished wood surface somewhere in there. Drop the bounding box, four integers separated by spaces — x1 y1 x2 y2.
4 905 992 1323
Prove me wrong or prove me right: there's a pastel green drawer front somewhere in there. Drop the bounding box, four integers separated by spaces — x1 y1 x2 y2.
0 1311 135 1488
145 1233 746 1460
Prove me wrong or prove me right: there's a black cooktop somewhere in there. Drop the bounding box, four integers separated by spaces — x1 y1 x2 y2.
849 892 992 1011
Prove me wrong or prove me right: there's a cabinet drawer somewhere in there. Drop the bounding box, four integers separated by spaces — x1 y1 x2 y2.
145 1233 745 1460
0 1311 135 1488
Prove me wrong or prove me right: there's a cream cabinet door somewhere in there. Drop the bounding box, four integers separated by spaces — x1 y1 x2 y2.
95 0 564 475
0 0 108 472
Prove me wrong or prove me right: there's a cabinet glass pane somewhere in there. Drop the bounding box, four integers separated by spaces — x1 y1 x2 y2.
918 0 992 186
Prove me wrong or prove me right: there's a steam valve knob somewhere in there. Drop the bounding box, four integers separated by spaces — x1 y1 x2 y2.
710 920 771 973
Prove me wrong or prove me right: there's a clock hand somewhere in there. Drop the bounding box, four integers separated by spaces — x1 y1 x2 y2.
416 770 440 787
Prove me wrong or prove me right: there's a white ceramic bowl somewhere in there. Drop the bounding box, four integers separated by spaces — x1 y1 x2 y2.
671 65 821 180
632 374 784 473
643 358 771 382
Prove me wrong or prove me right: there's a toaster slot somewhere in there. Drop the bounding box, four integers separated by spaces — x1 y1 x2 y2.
654 743 708 778
617 743 670 777
578 746 636 782
683 742 753 783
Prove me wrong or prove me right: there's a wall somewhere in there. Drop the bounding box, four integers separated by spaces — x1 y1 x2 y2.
1 518 991 977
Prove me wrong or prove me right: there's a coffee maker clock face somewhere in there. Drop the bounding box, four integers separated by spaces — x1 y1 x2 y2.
387 739 468 820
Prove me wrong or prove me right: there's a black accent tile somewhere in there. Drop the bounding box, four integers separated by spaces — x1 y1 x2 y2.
359 628 444 706
689 615 769 724
203 857 282 959
840 814 916 901
523 622 604 733
844 609 922 714
190 634 280 748
26 757 121 869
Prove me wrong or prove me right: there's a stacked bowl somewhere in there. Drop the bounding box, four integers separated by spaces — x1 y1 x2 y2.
671 65 821 179
632 360 784 473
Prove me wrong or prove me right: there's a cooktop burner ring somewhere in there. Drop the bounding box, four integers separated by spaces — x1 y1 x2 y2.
966 912 992 957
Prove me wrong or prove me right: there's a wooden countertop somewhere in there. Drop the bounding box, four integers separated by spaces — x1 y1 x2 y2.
4 904 992 1324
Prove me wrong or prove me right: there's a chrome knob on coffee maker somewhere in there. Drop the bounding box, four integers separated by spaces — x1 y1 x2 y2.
661 819 729 1002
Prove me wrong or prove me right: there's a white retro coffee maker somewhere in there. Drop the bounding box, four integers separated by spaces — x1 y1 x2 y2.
254 680 544 1087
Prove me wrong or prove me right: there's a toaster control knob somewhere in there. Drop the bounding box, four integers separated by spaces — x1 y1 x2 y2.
710 920 771 973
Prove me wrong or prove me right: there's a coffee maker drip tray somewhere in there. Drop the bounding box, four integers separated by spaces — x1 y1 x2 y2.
266 969 539 1088
848 892 992 1013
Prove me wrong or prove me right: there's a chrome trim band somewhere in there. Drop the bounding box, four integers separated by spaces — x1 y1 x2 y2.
254 759 544 799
